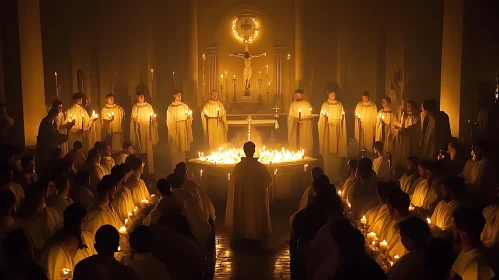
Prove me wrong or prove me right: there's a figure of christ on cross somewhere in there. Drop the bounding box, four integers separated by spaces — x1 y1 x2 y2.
229 44 266 96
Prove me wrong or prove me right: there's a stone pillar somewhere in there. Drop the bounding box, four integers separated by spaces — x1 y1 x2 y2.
185 0 199 107
440 0 463 137
1 0 47 147
294 0 304 89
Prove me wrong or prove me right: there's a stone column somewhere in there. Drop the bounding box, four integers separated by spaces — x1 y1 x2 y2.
294 0 304 89
1 0 47 147
440 0 463 137
185 0 199 107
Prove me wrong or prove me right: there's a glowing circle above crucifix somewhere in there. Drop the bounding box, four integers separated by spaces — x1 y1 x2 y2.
230 16 266 97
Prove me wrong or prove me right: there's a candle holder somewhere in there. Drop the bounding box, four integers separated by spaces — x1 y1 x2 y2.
258 78 263 101
202 53 206 103
232 77 237 103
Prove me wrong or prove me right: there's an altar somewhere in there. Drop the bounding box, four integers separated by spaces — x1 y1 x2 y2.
226 113 281 140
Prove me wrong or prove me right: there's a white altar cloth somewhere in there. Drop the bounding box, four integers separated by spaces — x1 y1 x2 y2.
227 119 279 129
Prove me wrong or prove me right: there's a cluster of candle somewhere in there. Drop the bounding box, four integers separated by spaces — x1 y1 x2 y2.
185 109 193 116
107 112 115 118
67 114 76 124
91 110 99 120
377 113 385 121
197 147 306 165
355 111 361 119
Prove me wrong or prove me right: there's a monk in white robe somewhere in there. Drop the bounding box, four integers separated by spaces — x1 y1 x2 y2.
372 141 391 181
482 205 499 247
166 93 193 169
451 207 495 280
318 90 347 181
84 149 109 194
15 187 63 255
124 157 150 206
174 162 216 223
201 91 228 151
460 142 497 207
288 89 313 155
100 144 115 173
340 160 358 201
130 92 159 174
73 225 138 280
65 142 86 172
297 167 324 211
0 166 24 208
420 100 451 160
354 91 378 154
66 93 96 154
226 142 272 240
399 157 420 195
375 97 399 153
52 100 70 156
429 176 466 238
395 101 421 164
46 177 73 218
39 203 97 280
101 94 125 152
84 175 123 237
386 217 428 280
70 172 94 210
349 158 379 220
410 161 440 218
114 142 133 165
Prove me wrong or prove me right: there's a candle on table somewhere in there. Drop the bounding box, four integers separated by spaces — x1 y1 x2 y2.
361 215 367 225
394 255 400 262
118 226 127 234
408 205 415 211
380 239 389 250
367 232 376 241
228 173 231 181
200 169 203 178
303 164 308 172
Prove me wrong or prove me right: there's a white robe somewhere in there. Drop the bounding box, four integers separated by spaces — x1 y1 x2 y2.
101 104 125 152
113 152 128 165
387 249 425 280
101 157 116 174
461 158 497 206
110 187 134 223
372 156 390 181
16 207 63 253
126 252 172 280
318 100 347 180
166 101 193 169
226 157 272 240
369 204 391 238
73 254 138 280
304 216 339 279
86 163 109 195
451 247 495 280
124 175 150 206
482 205 499 248
410 178 440 215
430 200 461 237
201 100 228 151
399 173 419 195
70 186 94 210
2 182 24 208
46 194 73 219
298 186 314 211
395 113 420 164
350 174 379 220
39 230 96 280
354 101 378 153
130 102 159 174
65 104 93 154
375 108 399 153
83 202 123 237
65 149 86 172
181 180 216 222
340 175 356 200
288 100 313 155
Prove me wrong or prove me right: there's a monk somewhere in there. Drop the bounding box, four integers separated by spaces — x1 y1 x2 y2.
51 100 70 156
420 100 451 160
65 93 96 154
372 141 390 181
288 89 313 155
318 88 347 181
130 91 159 174
226 141 272 241
430 176 466 238
399 156 420 195
124 156 150 206
395 101 421 164
36 109 70 167
354 91 378 155
201 91 227 151
384 190 411 258
340 159 358 201
167 92 193 169
375 97 398 153
349 158 379 220
101 93 125 152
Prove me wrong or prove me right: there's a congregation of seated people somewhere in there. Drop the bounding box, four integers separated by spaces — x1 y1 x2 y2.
0 142 216 280
290 137 499 280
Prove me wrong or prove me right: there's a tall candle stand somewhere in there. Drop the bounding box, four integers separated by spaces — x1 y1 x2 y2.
258 78 263 101
232 76 237 103
202 53 206 102
55 72 59 99
150 69 154 98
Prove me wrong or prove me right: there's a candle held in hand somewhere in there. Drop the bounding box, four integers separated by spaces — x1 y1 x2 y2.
427 218 431 224
361 215 367 225
380 239 389 250
118 226 127 234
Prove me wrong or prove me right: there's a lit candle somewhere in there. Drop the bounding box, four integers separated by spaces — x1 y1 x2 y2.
338 190 342 196
61 268 70 275
274 169 277 175
228 173 231 181
347 201 351 211
361 215 367 225
221 74 224 87
200 169 203 178
390 261 394 267
125 218 128 225
380 239 389 250
141 199 149 204
118 246 121 251
128 211 133 217
367 232 377 241
394 255 400 262
266 65 269 74
303 164 308 172
134 206 138 212
55 72 58 84
427 218 431 225
408 205 415 211
118 226 127 234
151 68 154 80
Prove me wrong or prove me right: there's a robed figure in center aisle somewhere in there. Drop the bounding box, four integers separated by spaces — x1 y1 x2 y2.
52 100 70 156
396 101 421 164
288 89 313 155
355 91 378 154
318 89 347 181
226 142 272 241
66 93 97 154
101 93 125 153
130 91 159 174
201 91 227 151
36 109 72 166
375 97 399 154
167 92 193 169
83 95 101 150
420 99 451 160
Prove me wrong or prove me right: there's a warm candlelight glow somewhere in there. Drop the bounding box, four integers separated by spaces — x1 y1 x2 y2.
118 246 121 251
228 173 231 181
118 226 127 234
124 218 128 225
361 215 367 225
62 268 70 275
197 147 306 165
200 169 203 177
134 206 138 212
128 211 133 217
408 205 415 211
394 255 400 261
303 164 308 172
367 232 377 241
141 199 149 204
380 239 389 250
347 200 351 210
274 169 277 175
338 190 342 196
427 218 431 224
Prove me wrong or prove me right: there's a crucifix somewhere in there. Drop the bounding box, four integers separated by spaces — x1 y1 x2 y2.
229 43 266 96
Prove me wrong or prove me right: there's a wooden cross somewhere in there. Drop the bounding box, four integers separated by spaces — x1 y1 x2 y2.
240 19 252 30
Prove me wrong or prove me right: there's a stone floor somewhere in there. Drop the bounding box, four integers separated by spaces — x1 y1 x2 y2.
213 218 292 280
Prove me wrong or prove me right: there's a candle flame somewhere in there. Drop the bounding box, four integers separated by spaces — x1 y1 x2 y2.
62 268 70 275
198 147 306 165
427 218 431 224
